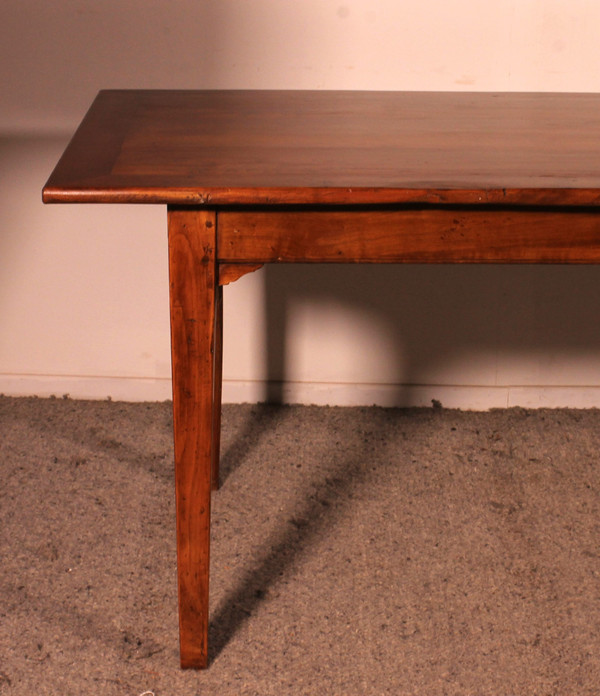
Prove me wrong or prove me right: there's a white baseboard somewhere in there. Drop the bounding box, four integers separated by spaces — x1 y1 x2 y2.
222 380 600 409
2 374 600 409
0 374 173 402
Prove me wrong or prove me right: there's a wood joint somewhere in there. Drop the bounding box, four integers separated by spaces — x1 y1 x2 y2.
219 263 264 285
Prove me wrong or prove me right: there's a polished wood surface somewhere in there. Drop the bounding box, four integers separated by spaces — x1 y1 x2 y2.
43 90 600 207
167 208 218 668
43 90 600 669
218 207 600 264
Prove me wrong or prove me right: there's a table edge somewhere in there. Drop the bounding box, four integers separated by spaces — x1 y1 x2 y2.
41 185 600 207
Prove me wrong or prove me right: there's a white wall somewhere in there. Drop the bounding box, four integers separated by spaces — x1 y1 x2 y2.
2 0 600 408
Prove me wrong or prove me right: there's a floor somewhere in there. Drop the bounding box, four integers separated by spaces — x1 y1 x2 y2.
1 396 599 695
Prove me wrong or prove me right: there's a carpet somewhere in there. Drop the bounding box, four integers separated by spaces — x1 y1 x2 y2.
1 396 599 695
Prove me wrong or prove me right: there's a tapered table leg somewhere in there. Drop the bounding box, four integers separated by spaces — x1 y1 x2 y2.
168 207 217 669
212 285 223 491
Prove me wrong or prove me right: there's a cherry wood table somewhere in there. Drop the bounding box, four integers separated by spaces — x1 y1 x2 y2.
43 90 600 668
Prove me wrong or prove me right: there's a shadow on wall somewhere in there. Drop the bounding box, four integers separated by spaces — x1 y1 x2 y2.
262 262 600 407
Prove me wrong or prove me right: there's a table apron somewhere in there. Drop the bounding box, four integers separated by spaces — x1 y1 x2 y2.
217 208 600 264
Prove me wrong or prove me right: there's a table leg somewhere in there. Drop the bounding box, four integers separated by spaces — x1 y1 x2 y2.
168 207 217 669
212 285 223 491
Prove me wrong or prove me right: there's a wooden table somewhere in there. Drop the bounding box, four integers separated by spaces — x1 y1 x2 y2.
43 90 600 668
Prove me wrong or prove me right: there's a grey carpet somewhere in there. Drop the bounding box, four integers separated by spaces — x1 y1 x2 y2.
1 396 600 695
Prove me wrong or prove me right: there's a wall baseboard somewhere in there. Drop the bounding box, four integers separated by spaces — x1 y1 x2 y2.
0 375 173 403
1 374 600 409
223 380 600 409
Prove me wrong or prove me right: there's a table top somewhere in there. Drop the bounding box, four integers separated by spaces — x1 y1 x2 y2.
43 90 600 207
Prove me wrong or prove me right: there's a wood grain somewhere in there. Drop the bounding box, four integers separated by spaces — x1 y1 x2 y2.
43 91 600 207
168 207 217 669
212 285 223 492
218 207 600 263
218 263 264 285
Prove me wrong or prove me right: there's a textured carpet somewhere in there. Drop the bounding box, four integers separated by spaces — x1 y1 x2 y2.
1 396 600 695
